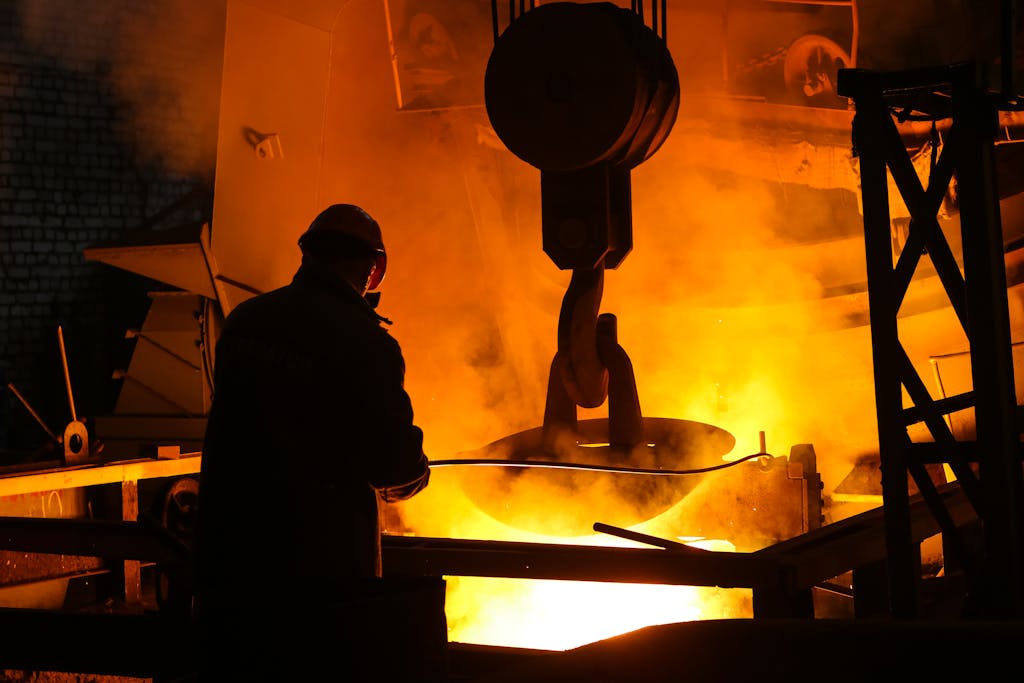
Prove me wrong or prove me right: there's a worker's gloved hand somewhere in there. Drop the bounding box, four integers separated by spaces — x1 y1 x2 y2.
377 454 431 503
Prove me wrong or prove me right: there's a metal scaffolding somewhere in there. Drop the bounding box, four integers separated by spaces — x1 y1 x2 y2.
837 62 1024 618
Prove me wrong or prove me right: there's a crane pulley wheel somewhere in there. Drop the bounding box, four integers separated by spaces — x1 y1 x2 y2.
485 1 680 172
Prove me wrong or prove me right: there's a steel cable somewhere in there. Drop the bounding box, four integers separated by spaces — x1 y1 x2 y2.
429 450 773 475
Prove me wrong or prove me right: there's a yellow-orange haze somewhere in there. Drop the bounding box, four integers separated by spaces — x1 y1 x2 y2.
24 0 984 651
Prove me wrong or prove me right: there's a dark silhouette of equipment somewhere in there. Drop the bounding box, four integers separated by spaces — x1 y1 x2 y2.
838 61 1024 619
484 1 681 459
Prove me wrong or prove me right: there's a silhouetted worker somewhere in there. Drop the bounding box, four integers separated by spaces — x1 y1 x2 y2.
193 204 437 680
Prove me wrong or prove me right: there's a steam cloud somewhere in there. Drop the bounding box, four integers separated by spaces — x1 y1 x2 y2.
19 0 225 179
14 0 971 547
15 0 994 649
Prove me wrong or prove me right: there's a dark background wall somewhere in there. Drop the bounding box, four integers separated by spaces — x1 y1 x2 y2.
0 0 224 458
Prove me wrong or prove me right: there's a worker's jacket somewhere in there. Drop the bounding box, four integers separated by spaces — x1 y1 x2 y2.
193 263 430 619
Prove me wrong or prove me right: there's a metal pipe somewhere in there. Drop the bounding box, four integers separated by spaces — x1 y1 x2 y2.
125 330 201 372
428 450 768 475
112 370 199 417
849 0 859 67
57 325 76 423
1003 0 1016 100
213 273 262 297
593 522 711 553
929 358 954 431
6 383 59 444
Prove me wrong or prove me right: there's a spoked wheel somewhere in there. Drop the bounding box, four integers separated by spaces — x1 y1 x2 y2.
154 475 199 615
783 34 851 108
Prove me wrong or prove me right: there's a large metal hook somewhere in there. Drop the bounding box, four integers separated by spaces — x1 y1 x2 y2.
542 266 643 453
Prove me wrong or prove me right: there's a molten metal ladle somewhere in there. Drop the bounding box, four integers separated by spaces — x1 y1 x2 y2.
447 416 736 536
454 2 722 535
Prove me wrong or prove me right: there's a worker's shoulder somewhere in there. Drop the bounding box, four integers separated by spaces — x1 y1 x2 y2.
222 284 301 323
336 309 403 351
371 323 404 351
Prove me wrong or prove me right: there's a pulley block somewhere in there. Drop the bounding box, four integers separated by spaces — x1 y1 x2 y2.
485 1 680 173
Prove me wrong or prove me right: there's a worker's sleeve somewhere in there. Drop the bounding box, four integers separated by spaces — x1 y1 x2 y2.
357 332 430 503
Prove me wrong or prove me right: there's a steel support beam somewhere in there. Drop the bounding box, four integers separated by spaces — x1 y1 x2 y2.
838 62 1024 618
382 483 975 619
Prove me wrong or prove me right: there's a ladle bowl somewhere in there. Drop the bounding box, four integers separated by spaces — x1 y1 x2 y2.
452 417 736 536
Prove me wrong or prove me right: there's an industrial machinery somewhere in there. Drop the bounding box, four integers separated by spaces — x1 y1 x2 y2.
77 0 835 554
3 1 1024 678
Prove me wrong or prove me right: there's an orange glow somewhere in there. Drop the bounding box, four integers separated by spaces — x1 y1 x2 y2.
396 484 752 651
21 0 1024 653
393 470 767 650
445 574 749 651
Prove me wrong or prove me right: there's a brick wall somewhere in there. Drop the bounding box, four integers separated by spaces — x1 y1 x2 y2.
0 1 223 457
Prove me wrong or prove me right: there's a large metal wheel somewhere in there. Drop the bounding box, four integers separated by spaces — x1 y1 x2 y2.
783 34 851 108
153 475 199 615
485 1 679 172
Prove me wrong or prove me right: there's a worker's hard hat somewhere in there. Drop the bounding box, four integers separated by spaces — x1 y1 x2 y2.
299 203 387 290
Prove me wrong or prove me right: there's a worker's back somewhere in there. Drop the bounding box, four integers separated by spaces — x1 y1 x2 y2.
193 262 434 680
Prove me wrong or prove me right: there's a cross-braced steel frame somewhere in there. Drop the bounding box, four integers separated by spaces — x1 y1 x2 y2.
837 62 1024 618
